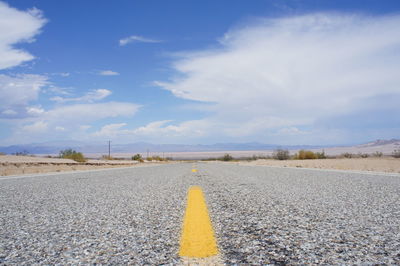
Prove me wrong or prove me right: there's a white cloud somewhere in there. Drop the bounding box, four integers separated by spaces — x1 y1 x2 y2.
156 13 400 140
119 35 162 46
93 123 128 137
98 70 119 76
50 89 112 103
91 120 209 140
0 2 46 69
45 102 139 123
22 121 48 133
2 109 17 115
0 74 48 117
277 127 308 135
7 102 140 143
26 106 44 115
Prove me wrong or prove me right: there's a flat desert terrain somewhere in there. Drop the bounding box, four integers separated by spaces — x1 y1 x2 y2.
0 155 167 176
235 158 400 173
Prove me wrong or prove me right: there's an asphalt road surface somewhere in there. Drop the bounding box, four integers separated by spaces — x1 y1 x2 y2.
1 163 399 264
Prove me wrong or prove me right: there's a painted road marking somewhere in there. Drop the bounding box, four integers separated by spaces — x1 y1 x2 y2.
179 186 219 258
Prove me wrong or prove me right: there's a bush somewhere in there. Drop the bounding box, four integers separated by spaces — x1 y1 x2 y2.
295 150 317 160
0 152 5 155
359 153 369 158
14 150 29 156
59 149 86 162
152 156 165 161
132 154 142 161
273 149 290 160
315 150 326 159
392 149 400 158
102 155 113 160
342 152 353 158
146 157 153 161
221 153 234 161
373 151 383 157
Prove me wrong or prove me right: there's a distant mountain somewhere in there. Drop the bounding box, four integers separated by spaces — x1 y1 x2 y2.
0 141 324 155
1 139 398 155
357 139 400 147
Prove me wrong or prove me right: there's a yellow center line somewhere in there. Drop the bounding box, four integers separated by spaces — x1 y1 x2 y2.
179 186 219 258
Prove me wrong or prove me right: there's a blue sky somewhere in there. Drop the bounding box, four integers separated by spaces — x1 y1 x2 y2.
0 0 399 145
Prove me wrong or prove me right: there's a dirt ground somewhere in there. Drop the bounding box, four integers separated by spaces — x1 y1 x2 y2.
235 158 400 173
0 155 167 176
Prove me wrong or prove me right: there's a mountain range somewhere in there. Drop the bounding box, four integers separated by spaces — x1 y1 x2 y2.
0 140 328 155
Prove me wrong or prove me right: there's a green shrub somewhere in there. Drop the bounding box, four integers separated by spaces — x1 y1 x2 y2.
14 150 29 156
221 153 233 161
273 149 290 160
152 156 165 161
59 149 86 162
392 149 400 158
146 157 153 161
315 150 326 159
295 150 318 159
342 152 353 158
132 154 142 161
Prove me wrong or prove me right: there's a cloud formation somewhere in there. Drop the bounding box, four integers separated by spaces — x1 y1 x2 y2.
0 74 48 118
155 13 400 142
0 2 46 69
50 89 112 103
119 35 162 46
98 70 119 76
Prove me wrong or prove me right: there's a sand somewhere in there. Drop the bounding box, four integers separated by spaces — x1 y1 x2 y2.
0 155 167 176
235 158 400 173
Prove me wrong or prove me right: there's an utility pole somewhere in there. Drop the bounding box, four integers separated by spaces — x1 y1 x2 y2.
108 140 111 159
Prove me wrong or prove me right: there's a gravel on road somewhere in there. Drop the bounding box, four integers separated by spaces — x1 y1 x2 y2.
1 162 399 264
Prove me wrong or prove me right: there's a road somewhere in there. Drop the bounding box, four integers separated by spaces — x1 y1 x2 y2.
1 163 399 264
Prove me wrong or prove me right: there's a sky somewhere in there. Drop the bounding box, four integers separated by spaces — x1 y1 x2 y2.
0 0 400 146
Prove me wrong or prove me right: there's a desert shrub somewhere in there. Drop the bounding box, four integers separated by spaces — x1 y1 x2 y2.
132 154 142 161
315 150 326 159
273 149 290 160
221 153 233 161
342 152 353 158
59 149 86 162
392 149 400 158
152 156 165 161
102 155 114 160
14 150 29 156
373 151 383 157
0 152 5 155
295 150 318 160
359 153 369 158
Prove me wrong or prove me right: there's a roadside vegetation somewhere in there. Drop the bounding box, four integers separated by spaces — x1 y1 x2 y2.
393 149 400 158
132 154 143 162
293 150 326 160
59 149 86 162
146 156 167 161
273 149 290 160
